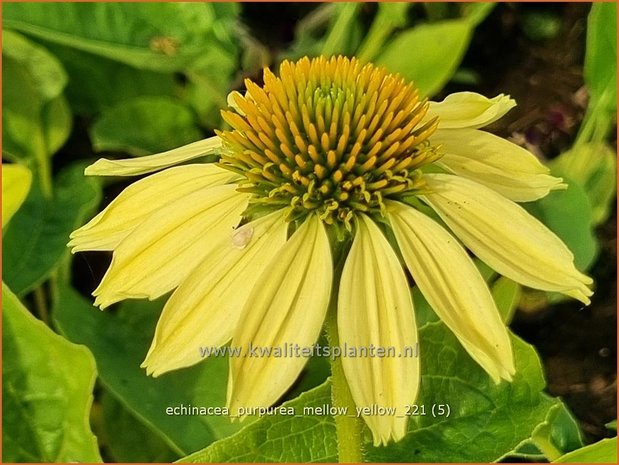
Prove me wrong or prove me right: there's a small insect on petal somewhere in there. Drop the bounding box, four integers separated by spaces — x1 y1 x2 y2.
232 225 254 249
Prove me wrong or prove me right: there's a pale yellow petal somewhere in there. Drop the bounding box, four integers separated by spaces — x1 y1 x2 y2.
93 186 249 308
69 164 238 252
422 174 593 303
84 136 223 176
387 201 514 382
424 92 516 129
227 215 332 414
338 214 418 446
2 164 32 227
433 128 566 202
142 211 288 376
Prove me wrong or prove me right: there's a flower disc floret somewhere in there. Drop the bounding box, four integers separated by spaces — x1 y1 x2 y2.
217 56 440 228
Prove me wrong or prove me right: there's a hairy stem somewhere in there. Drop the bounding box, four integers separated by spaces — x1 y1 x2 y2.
325 308 364 463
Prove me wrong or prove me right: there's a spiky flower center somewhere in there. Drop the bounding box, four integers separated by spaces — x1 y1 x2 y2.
218 56 440 229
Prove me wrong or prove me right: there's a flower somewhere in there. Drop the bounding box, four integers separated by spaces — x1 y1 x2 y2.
69 56 592 446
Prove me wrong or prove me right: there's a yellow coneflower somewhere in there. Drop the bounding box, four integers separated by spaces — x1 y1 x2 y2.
69 56 592 446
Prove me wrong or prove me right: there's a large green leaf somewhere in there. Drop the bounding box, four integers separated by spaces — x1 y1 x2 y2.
53 287 242 456
375 19 473 97
181 381 337 463
367 325 558 462
584 2 617 113
40 42 177 116
2 163 101 295
99 391 178 462
181 322 564 463
2 283 101 462
554 437 617 463
507 401 584 461
90 96 203 156
2 30 71 163
3 3 238 73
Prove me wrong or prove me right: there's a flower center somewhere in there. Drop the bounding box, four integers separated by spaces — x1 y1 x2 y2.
218 56 440 229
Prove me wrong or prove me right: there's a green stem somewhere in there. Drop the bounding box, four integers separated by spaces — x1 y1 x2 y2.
574 91 613 148
325 308 364 463
357 16 394 63
33 286 50 325
533 435 563 462
34 127 53 199
33 122 55 324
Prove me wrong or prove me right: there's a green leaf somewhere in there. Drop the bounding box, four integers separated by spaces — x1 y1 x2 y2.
368 326 559 462
546 402 584 454
607 420 617 431
460 3 496 26
584 2 617 113
2 282 101 462
41 42 177 116
551 143 617 226
492 276 522 324
90 97 203 156
181 6 239 128
2 29 66 101
412 286 439 326
2 30 70 162
507 402 583 461
524 178 599 271
357 3 411 63
320 3 363 57
375 19 473 97
42 95 72 156
180 381 337 463
53 287 242 456
4 3 237 73
99 391 178 462
554 437 617 463
1 164 32 228
2 162 101 295
181 322 564 463
532 401 584 460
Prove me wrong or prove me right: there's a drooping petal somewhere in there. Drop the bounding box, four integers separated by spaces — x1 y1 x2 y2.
227 215 332 414
142 210 288 376
422 174 593 303
69 164 238 252
424 92 516 129
433 128 566 202
93 185 249 308
338 214 419 446
387 201 514 383
84 136 223 176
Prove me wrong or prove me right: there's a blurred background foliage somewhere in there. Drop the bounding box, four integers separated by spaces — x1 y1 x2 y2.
2 2 616 463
